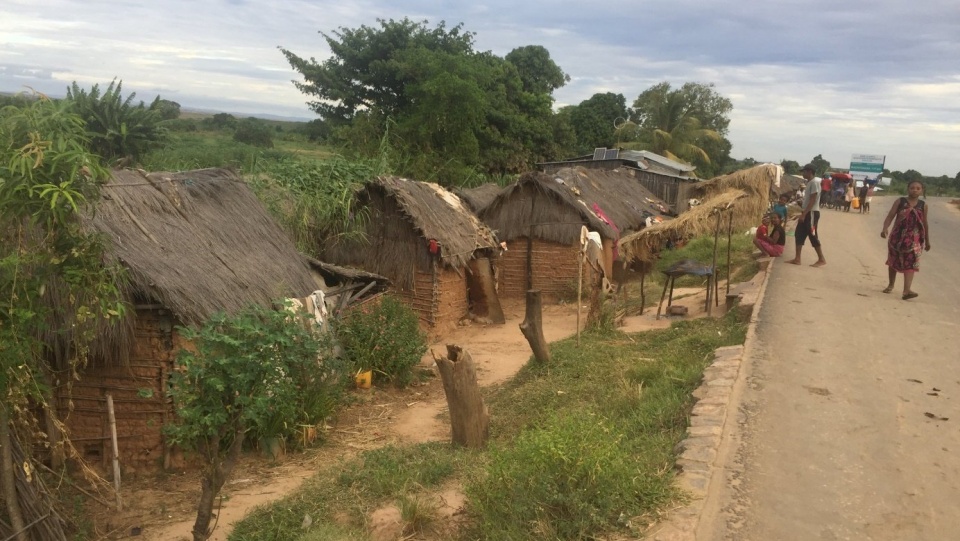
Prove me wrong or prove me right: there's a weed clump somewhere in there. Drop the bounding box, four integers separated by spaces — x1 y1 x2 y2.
336 295 427 387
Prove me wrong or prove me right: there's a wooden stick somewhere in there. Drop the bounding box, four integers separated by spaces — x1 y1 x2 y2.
105 395 122 510
726 212 734 296
577 253 583 346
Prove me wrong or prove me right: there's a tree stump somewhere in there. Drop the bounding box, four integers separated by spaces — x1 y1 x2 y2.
519 290 551 363
435 345 489 448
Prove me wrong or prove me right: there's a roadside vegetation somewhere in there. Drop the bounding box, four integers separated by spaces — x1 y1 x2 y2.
230 306 747 540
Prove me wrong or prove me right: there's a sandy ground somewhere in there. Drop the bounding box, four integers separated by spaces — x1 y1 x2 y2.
106 285 723 541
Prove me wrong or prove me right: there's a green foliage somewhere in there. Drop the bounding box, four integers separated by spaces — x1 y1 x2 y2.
628 82 731 176
155 99 181 120
232 118 274 148
466 410 655 539
166 302 346 448
64 79 167 163
201 112 238 130
653 234 759 288
251 154 380 256
335 296 427 387
337 444 456 499
780 159 801 175
140 132 289 172
807 153 831 176
282 18 569 185
566 92 628 154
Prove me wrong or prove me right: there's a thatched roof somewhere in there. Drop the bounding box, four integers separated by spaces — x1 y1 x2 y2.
619 190 749 263
477 167 669 246
90 168 320 327
322 177 498 288
455 183 504 213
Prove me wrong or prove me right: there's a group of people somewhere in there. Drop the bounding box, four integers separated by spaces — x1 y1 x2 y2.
754 164 931 300
818 174 877 213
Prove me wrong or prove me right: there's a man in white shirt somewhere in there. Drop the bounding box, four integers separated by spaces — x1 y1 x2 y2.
786 164 827 267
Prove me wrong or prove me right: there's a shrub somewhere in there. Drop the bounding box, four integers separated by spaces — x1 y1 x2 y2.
465 409 652 539
336 296 426 387
65 79 167 162
233 118 274 148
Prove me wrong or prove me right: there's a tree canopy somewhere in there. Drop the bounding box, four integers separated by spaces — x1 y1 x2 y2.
281 18 570 184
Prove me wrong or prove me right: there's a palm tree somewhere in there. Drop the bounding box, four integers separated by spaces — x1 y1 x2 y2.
626 86 722 175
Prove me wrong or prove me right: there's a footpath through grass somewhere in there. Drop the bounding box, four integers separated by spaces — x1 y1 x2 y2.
230 308 748 541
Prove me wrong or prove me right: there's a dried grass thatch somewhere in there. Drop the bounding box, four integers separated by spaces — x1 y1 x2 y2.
455 183 504 213
691 163 782 225
322 176 498 289
84 168 320 363
619 190 749 263
478 167 668 246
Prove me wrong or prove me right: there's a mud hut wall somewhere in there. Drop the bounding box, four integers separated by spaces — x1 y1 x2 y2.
60 308 181 466
392 266 467 336
497 238 583 301
322 194 433 291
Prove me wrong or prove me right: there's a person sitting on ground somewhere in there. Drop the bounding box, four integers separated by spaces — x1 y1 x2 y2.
772 194 789 222
754 213 786 257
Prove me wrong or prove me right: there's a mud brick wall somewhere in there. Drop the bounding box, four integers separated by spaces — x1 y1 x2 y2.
498 238 583 301
394 267 468 336
59 308 181 468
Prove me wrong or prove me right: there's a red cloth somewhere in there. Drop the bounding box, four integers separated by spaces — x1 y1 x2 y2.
821 177 832 191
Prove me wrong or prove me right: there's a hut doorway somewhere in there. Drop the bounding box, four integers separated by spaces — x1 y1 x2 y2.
466 257 505 323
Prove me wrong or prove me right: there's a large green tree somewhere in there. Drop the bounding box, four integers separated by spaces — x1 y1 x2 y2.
281 18 568 184
630 82 733 177
566 92 628 154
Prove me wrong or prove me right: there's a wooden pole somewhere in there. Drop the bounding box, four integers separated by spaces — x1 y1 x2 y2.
105 394 122 510
434 345 489 448
656 276 670 320
639 271 646 315
726 212 734 296
577 253 583 346
709 212 722 316
519 290 551 363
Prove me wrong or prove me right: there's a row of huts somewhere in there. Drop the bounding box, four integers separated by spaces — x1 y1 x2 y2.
57 154 776 467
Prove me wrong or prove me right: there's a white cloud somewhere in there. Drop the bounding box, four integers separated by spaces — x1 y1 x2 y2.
1 0 958 175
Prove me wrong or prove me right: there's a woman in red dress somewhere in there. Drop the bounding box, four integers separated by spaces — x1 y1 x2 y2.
880 181 931 300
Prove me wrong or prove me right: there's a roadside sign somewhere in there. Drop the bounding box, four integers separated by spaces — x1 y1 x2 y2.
850 154 887 185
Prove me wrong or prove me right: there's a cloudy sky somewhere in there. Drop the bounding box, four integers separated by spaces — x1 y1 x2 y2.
3 0 959 176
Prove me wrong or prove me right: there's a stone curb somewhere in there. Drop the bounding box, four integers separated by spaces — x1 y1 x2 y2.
643 257 774 541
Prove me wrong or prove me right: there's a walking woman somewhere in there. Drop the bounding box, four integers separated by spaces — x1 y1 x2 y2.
881 180 931 300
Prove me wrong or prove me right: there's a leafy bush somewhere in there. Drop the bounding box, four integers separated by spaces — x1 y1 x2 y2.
233 118 274 148
65 79 167 162
167 302 346 447
465 409 652 540
336 296 426 387
140 132 289 172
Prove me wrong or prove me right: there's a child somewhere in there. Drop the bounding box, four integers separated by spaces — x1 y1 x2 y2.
864 184 875 213
754 213 786 257
773 194 789 222
755 214 770 241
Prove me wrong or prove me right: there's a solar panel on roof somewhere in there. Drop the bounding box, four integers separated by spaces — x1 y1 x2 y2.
593 148 607 160
604 148 619 160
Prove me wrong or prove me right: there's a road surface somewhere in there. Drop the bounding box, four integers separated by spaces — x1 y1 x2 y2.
699 196 960 541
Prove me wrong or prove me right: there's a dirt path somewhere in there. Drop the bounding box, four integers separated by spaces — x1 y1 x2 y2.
699 197 960 540
127 287 719 540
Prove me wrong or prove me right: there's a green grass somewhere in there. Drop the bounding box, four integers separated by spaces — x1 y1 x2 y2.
229 309 748 541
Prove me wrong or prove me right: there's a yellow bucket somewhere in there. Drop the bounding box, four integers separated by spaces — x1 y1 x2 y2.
851 197 860 209
355 369 372 389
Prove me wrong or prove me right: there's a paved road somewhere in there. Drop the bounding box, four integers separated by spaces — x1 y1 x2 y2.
700 196 960 541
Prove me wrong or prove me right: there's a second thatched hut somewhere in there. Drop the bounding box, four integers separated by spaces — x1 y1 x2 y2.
477 167 669 301
322 176 502 333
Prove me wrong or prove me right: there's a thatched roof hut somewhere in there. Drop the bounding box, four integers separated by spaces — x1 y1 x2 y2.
66 167 334 466
477 167 668 299
322 176 501 331
479 167 667 245
619 190 748 263
91 168 319 329
455 183 504 213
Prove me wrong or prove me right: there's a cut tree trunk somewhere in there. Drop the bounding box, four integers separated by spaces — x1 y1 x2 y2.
466 258 505 324
435 345 489 448
519 290 551 363
191 430 245 541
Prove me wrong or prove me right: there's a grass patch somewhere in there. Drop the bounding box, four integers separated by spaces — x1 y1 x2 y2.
230 308 747 540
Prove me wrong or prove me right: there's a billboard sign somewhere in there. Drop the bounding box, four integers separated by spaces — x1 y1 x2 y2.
850 154 887 185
